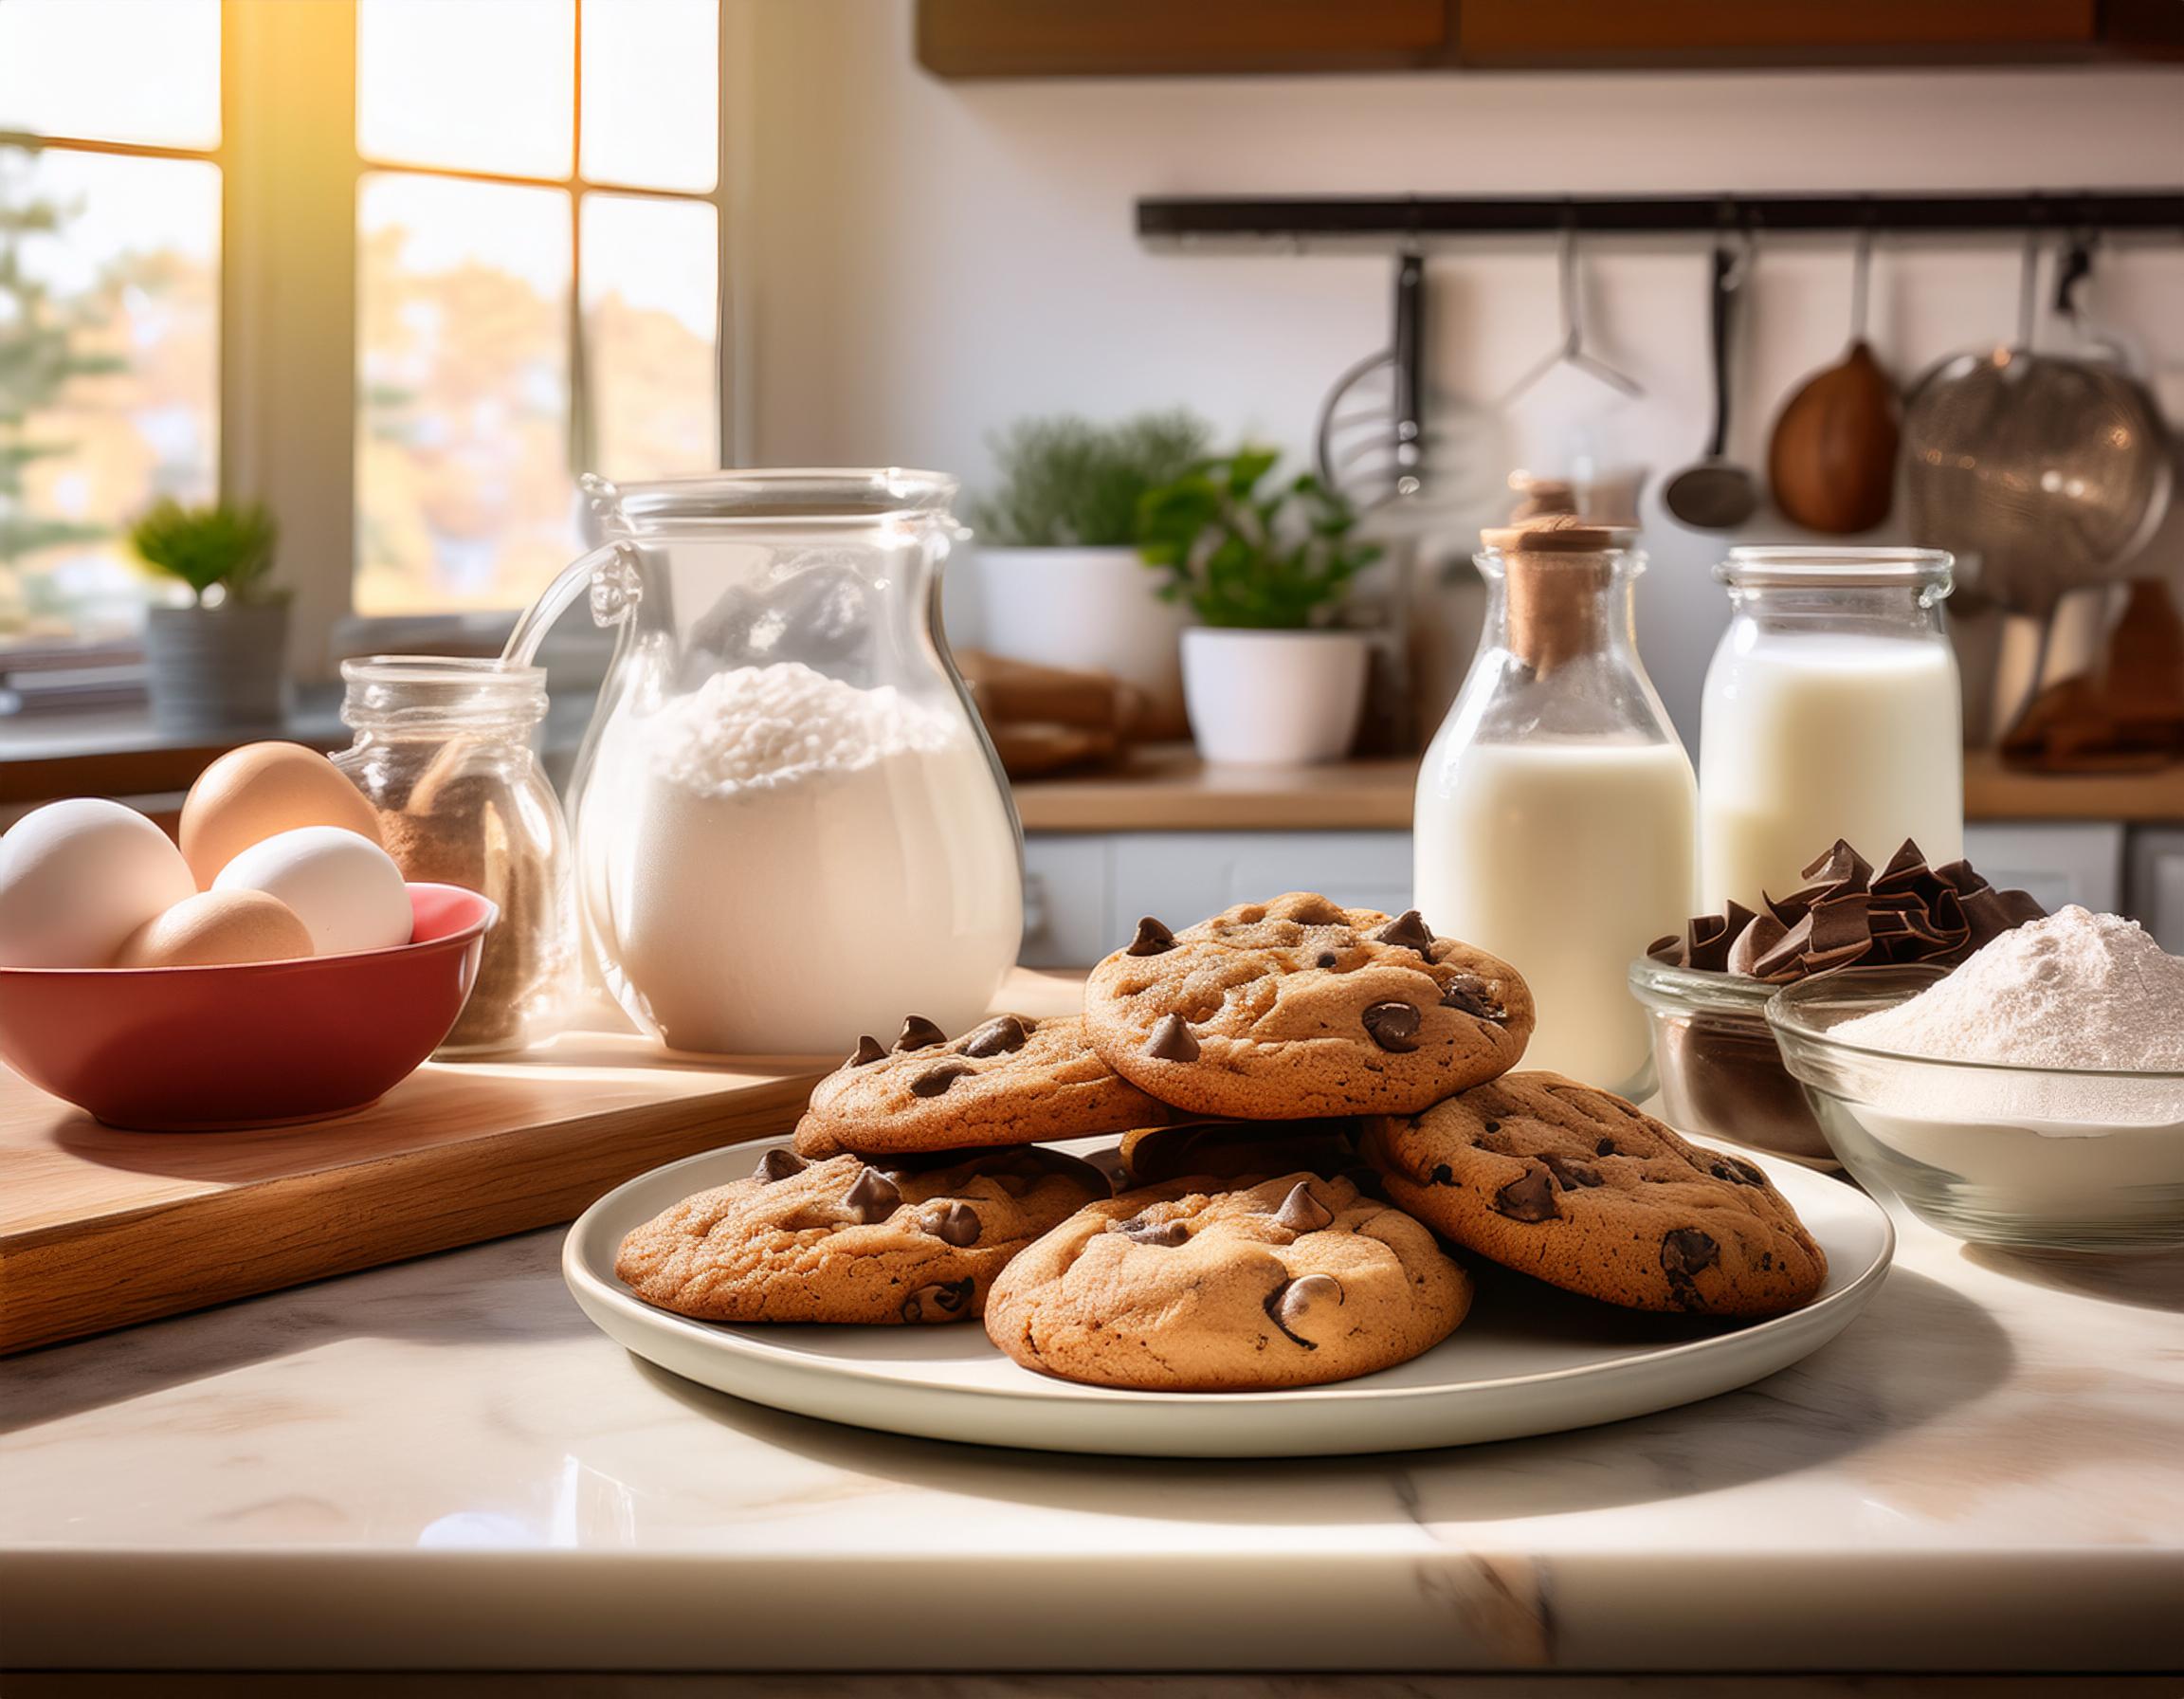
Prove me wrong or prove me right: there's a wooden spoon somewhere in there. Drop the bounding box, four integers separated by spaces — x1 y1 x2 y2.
1769 233 1899 535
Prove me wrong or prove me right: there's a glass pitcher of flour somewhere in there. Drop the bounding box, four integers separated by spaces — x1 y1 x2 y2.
504 470 1023 1056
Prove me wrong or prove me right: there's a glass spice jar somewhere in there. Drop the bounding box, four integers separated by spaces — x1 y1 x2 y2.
334 655 571 1056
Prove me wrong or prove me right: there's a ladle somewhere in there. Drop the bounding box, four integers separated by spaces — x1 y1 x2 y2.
1664 239 1761 531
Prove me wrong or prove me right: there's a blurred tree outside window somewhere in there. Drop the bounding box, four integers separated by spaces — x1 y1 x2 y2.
0 0 725 658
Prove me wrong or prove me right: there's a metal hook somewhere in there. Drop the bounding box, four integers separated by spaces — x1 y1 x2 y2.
1850 202 1875 344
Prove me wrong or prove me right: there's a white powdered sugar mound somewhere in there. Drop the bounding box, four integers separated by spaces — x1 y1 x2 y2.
646 661 955 795
1836 905 2184 1070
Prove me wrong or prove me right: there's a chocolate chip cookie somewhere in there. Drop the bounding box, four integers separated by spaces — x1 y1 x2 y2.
793 1012 1176 1159
1362 1072 1827 1317
984 1171 1471 1391
1083 893 1534 1120
1116 1117 1374 1190
616 1146 1109 1324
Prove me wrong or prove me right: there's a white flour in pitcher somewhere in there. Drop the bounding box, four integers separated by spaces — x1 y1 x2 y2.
581 662 1020 1055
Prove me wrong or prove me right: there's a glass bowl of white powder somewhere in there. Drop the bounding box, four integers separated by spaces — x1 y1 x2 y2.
1765 909 2184 1251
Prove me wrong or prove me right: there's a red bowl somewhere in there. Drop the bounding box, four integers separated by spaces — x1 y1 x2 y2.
0 883 496 1130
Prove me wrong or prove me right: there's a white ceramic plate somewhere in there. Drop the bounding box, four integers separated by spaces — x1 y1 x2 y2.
564 1135 1894 1458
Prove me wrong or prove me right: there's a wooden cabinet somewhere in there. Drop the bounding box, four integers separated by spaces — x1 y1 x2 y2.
917 0 1454 79
918 0 2177 79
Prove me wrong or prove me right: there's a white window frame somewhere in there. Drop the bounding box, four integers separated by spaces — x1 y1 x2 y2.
9 0 747 679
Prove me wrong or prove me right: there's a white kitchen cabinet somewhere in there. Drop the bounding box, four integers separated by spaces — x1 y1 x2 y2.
1023 821 2133 967
2127 829 2184 952
1019 831 1410 966
1959 822 2123 916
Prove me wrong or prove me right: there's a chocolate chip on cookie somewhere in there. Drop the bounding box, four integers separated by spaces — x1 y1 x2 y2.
1126 916 1176 957
794 1012 1178 1159
984 1171 1470 1391
894 1014 947 1052
1362 1072 1827 1317
1083 892 1535 1120
615 1148 1107 1325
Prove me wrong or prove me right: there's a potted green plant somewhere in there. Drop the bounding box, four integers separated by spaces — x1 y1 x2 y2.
968 411 1208 735
1138 448 1380 766
131 498 290 733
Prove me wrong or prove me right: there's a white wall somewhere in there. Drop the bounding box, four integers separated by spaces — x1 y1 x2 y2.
738 0 2184 745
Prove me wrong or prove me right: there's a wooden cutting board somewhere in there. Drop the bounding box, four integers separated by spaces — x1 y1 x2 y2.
0 971 1085 1355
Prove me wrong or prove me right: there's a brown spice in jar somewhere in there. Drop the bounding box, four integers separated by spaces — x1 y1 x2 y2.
375 776 558 1053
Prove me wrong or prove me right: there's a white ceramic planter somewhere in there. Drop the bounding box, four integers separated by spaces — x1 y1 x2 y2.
1180 628 1372 767
971 545 1189 736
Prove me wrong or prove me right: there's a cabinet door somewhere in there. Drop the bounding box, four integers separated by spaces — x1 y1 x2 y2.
1457 0 2098 67
1109 831 1413 946
1020 834 1115 970
1961 822 2124 917
918 0 1452 78
2127 829 2184 952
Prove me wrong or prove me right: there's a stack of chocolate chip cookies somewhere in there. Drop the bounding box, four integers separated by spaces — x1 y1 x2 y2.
616 891 1828 1395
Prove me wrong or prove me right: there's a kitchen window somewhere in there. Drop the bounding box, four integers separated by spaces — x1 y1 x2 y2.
0 0 734 672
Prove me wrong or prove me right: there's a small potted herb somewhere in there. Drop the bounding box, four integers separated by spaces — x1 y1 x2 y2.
131 498 290 733
969 411 1209 734
1138 448 1379 766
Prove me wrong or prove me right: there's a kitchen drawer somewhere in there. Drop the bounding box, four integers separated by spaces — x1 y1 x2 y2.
1019 830 1411 966
1961 821 2123 916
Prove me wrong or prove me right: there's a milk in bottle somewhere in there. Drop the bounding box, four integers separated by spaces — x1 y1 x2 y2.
1413 517 1697 1095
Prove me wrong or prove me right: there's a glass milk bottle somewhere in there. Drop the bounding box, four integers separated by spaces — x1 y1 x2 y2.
1414 517 1697 1096
1700 548 1961 912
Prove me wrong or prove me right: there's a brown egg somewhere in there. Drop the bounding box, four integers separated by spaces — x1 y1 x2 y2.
180 742 381 888
114 889 316 968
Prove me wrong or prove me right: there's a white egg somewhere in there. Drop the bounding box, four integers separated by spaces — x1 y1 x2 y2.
212 825 412 957
0 798 197 967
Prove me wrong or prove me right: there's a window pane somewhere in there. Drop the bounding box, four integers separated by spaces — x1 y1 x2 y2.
0 148 220 645
356 174 573 615
581 0 719 192
357 0 573 179
0 0 221 151
581 194 717 482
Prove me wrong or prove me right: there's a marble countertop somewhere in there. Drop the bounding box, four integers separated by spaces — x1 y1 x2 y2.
3 1183 2180 1675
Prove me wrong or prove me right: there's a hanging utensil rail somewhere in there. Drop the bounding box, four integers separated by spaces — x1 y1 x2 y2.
1138 191 2184 246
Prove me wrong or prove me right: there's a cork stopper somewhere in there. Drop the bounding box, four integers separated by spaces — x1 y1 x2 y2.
1479 513 1632 674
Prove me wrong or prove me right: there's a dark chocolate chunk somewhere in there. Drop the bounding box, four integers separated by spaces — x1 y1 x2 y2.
842 1165 902 1224
909 1061 974 1098
1594 1138 1617 1158
1265 1272 1342 1347
847 1034 886 1067
1361 1000 1422 1053
1119 1215 1189 1246
1429 1162 1456 1185
1725 910 1789 978
1801 838 1873 893
1316 951 1339 969
900 1278 974 1324
1125 916 1176 957
755 1147 807 1183
1440 975 1502 1020
1683 911 1735 972
1660 1227 1720 1309
1372 908 1436 959
959 1014 1032 1058
1272 1180 1336 1233
894 1014 946 1052
1144 1013 1199 1062
919 1200 982 1247
1492 1164 1558 1222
